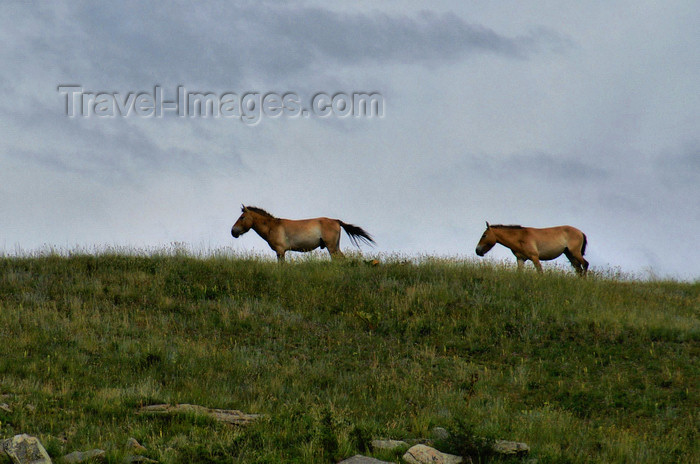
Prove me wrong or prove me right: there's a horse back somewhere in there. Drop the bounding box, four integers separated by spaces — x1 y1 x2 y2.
279 217 343 239
529 225 583 237
527 225 585 256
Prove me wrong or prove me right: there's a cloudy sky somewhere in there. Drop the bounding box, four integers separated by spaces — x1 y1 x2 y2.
1 1 698 279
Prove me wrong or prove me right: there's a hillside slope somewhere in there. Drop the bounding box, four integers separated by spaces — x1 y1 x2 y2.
0 254 697 463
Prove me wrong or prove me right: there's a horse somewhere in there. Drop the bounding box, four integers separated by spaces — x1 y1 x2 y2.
231 205 374 261
475 222 589 275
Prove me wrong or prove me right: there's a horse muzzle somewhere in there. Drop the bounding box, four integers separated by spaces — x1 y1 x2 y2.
475 247 485 257
231 228 241 238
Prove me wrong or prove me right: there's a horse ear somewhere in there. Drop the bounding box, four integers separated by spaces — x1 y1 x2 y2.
241 204 246 212
486 221 490 228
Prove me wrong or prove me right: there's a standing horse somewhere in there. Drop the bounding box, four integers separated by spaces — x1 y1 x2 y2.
231 205 374 261
475 222 589 275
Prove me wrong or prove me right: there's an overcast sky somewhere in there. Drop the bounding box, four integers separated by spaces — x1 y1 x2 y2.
1 1 698 279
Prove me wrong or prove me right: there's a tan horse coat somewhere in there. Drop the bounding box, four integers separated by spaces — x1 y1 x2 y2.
476 222 588 275
231 206 373 261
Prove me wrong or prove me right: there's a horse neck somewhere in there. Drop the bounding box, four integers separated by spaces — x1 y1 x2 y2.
250 213 277 239
492 227 525 249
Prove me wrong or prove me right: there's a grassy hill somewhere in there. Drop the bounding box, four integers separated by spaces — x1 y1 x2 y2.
0 253 697 463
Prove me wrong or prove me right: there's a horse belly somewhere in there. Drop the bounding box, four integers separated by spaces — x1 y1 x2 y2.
287 228 323 252
537 242 566 260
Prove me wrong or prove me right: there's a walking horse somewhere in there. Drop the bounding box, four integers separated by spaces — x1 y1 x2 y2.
231 205 374 261
475 222 589 275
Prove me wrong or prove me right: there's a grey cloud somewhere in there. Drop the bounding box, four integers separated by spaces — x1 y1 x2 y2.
594 192 643 214
502 153 608 180
264 9 526 63
2 3 571 90
654 143 700 188
429 152 608 183
5 105 243 184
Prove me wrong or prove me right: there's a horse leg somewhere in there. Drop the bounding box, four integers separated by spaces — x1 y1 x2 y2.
515 256 526 270
324 227 345 260
564 249 584 275
275 249 286 263
570 249 589 276
330 249 345 260
326 241 345 260
531 257 543 273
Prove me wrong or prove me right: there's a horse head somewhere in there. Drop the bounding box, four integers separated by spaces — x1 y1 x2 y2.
475 221 496 256
231 205 254 238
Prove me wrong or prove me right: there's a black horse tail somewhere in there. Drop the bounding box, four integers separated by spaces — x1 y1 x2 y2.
338 221 375 248
581 233 588 256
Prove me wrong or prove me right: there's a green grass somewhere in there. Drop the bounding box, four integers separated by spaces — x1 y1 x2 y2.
0 253 697 463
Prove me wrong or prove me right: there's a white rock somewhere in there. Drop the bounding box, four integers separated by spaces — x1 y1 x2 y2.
431 427 450 441
337 456 393 464
402 444 462 464
62 449 105 463
1 434 52 464
138 403 261 426
126 438 147 453
493 439 529 455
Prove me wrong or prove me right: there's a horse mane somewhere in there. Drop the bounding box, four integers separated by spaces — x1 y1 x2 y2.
490 224 524 229
244 206 276 219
